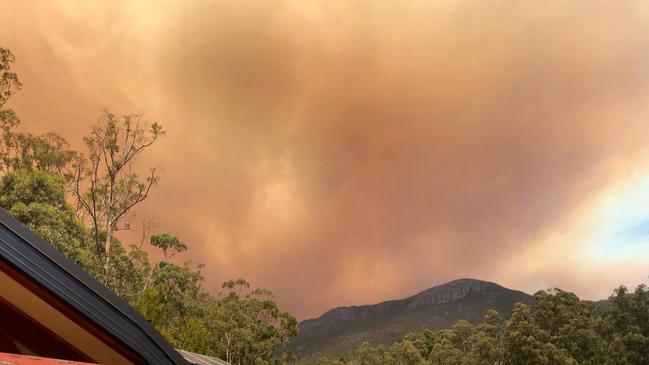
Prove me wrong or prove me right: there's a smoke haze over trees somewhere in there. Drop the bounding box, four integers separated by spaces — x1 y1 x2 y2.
0 47 298 365
3 1 649 319
2 24 649 364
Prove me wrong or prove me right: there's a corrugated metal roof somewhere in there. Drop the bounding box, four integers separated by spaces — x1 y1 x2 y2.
177 350 231 365
0 352 98 364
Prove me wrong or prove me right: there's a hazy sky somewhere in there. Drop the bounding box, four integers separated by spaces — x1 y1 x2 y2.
2 0 649 319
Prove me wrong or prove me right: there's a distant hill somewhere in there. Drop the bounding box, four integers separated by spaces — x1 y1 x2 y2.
287 278 534 358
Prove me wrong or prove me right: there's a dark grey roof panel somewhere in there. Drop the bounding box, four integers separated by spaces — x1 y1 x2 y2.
0 208 189 365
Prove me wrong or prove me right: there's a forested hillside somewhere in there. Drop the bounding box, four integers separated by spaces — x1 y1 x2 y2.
289 279 533 358
303 286 649 365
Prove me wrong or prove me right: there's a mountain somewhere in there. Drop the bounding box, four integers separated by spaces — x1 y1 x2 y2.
287 278 534 358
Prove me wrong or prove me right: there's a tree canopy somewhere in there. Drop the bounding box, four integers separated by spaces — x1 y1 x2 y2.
304 286 649 365
0 47 298 365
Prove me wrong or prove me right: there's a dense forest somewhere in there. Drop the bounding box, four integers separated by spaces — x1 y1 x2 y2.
2 47 649 365
302 287 649 365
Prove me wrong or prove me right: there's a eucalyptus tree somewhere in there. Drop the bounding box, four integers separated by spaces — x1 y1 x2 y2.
71 111 164 280
0 47 21 133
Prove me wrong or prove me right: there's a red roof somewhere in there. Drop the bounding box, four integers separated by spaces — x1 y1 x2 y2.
0 352 97 365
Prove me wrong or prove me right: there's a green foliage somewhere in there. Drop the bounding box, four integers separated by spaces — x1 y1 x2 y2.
0 162 298 365
209 279 299 365
135 275 298 365
71 110 165 280
2 132 78 174
0 48 21 131
150 233 188 259
0 169 149 295
357 342 382 365
0 170 95 268
0 53 77 174
306 284 649 365
0 46 299 364
134 259 205 340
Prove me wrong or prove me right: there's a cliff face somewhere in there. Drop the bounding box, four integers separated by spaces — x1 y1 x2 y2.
406 278 495 307
287 278 533 358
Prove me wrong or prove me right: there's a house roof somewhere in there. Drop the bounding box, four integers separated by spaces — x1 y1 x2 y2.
0 208 189 365
177 350 231 365
0 352 98 365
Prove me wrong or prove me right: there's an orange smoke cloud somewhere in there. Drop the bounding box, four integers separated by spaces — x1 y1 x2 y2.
2 0 649 318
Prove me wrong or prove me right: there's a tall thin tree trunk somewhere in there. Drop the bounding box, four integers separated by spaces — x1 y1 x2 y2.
103 182 114 282
104 178 115 284
104 215 112 281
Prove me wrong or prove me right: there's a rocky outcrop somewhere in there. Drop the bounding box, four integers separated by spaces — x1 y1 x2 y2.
406 278 499 307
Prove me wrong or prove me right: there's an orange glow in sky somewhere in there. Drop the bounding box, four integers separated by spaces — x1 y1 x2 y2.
2 0 649 319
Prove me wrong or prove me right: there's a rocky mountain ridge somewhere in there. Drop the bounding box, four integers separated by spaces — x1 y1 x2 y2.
288 278 534 358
